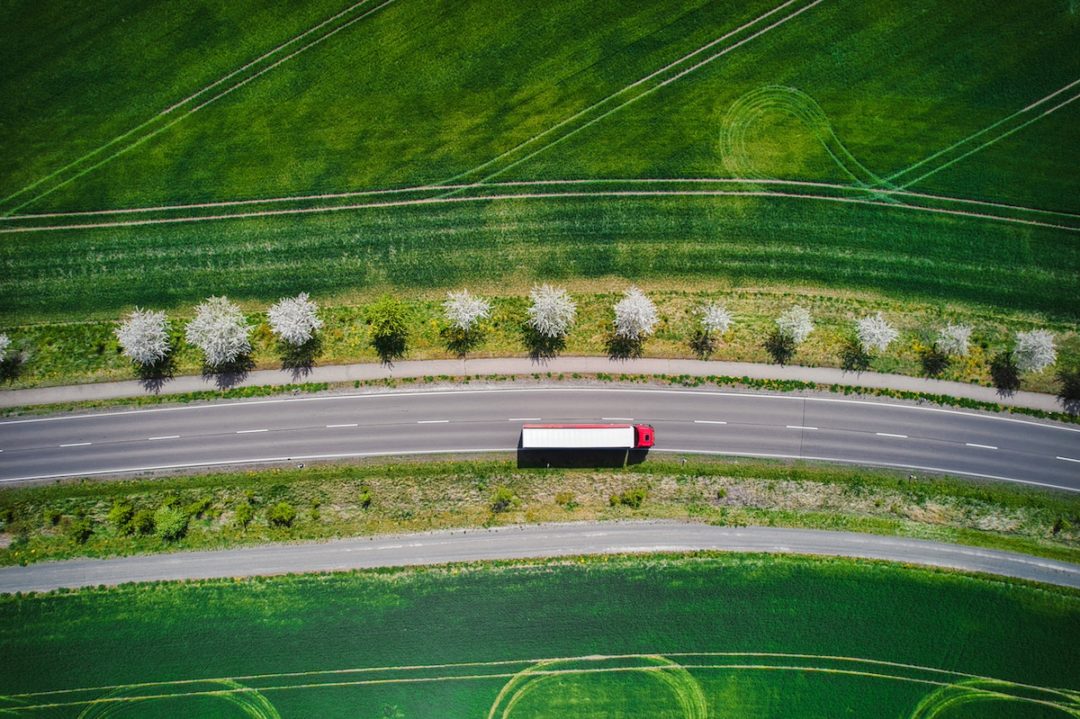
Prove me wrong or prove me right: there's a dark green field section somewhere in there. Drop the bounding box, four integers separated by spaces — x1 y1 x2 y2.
0 556 1078 717
1 0 1078 322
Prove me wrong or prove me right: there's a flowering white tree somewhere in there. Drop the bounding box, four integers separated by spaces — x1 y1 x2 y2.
699 302 733 336
776 305 814 345
613 287 658 340
527 284 576 338
115 309 170 366
935 323 972 356
443 289 491 332
0 333 10 363
185 296 251 368
856 312 899 354
1014 329 1056 373
268 292 323 346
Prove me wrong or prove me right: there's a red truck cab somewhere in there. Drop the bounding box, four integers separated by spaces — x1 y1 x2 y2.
634 424 655 448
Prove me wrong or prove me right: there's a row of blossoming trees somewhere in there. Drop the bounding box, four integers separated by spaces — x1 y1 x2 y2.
0 287 1070 401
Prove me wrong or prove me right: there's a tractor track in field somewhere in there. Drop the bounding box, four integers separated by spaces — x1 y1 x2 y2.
1 184 1078 235
0 0 396 217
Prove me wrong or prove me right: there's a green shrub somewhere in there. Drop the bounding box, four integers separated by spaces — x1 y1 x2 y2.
184 496 213 519
131 509 155 536
366 295 411 361
554 491 577 510
107 502 135 532
267 502 297 528
489 486 518 513
43 508 62 527
234 503 254 528
610 486 648 509
153 506 188 541
357 486 373 509
65 517 94 545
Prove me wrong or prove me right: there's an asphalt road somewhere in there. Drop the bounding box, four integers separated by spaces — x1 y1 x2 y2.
1 386 1078 490
2 521 1077 593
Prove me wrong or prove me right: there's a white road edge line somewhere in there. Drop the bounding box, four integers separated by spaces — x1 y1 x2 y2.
694 420 728 425
417 420 450 424
147 435 179 441
236 429 269 434
786 425 818 431
876 433 908 438
1057 456 1080 464
59 442 91 448
965 443 998 450
326 423 358 428
1 388 1076 435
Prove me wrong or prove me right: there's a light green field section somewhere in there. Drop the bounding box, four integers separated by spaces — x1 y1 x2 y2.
0 556 1078 717
0 0 1078 323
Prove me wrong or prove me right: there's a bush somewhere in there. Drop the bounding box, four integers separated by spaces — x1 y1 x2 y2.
990 350 1021 395
489 486 518 513
267 502 297 528
65 517 94 545
234 502 254 528
554 491 578 510
366 295 410 362
107 502 135 533
153 506 189 541
185 496 213 519
43 508 62 527
358 486 373 509
131 509 155 536
610 486 648 509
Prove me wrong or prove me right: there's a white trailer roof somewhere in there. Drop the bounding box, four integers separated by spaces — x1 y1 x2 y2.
521 425 635 449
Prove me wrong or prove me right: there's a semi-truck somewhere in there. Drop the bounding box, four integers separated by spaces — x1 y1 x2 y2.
520 423 655 449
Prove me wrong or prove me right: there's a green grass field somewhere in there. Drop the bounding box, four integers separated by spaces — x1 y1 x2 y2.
0 555 1078 717
1 0 1078 324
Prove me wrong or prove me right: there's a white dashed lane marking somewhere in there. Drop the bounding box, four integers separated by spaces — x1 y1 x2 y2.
965 443 998 450
1058 456 1080 464
786 425 817 431
694 420 728 425
417 420 450 424
147 435 179 441
236 429 269 434
876 433 908 439
508 417 541 421
326 424 358 428
59 442 91 448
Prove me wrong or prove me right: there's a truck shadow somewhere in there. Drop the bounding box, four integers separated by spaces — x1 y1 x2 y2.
516 448 650 469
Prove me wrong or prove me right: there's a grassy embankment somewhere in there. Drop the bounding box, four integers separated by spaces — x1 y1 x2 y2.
1 0 1077 325
2 287 1077 394
2 458 1077 566
1 555 1077 716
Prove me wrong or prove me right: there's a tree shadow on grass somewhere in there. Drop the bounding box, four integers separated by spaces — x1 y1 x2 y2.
0 353 26 385
689 330 715 360
136 355 176 394
521 326 566 362
839 337 871 374
606 334 644 360
202 355 256 390
764 329 796 366
372 334 407 367
280 336 322 380
441 326 483 359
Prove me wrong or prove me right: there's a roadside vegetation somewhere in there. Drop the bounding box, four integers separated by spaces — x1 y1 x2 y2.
1 458 1077 567
1 287 1076 401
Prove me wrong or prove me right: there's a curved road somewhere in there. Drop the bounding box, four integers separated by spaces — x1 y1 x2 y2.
1 386 1078 489
1 522 1078 593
